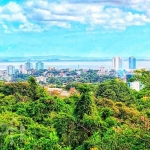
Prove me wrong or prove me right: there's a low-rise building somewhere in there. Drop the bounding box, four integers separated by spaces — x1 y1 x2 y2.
48 67 55 71
128 81 143 91
0 70 7 77
36 76 47 83
48 88 70 97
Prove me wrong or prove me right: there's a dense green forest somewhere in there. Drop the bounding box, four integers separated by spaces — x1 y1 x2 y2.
0 72 150 150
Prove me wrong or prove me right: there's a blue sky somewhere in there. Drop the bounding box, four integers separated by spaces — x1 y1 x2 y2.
0 0 150 57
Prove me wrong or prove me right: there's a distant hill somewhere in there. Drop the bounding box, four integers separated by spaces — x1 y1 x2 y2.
0 56 150 62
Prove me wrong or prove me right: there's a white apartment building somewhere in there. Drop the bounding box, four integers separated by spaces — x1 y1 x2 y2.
19 64 27 74
112 57 122 70
36 76 47 83
128 81 143 91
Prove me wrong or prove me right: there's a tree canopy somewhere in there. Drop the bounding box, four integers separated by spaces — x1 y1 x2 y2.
0 77 149 149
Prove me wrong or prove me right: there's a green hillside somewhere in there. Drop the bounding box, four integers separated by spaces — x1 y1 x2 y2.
0 76 150 150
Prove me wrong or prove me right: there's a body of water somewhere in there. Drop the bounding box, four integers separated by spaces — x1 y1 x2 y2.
0 61 150 70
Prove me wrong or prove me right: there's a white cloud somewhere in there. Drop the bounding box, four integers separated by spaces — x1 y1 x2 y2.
24 1 150 29
0 13 27 22
46 21 71 28
128 0 150 12
0 0 150 32
0 22 11 33
4 2 22 13
0 2 27 23
2 24 8 29
18 22 42 32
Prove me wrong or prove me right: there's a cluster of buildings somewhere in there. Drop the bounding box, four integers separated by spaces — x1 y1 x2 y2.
0 56 145 92
4 56 137 76
112 56 136 70
7 61 44 75
112 56 143 91
99 56 143 91
0 61 44 81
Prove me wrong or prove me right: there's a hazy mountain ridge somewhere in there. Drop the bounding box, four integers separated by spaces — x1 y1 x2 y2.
0 56 150 62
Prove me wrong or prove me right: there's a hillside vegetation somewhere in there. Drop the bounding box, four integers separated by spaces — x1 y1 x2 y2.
0 75 150 150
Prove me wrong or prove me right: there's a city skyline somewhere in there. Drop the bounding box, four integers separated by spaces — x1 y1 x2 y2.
1 0 150 57
4 56 138 71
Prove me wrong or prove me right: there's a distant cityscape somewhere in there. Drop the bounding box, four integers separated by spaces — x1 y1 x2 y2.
0 56 138 74
0 56 144 92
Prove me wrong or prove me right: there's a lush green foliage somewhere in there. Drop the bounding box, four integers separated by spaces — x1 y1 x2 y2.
96 79 136 105
0 77 150 150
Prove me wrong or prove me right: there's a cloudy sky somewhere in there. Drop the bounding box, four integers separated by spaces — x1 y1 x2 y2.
0 0 150 57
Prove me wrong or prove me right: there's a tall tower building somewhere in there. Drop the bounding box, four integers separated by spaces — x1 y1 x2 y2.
129 56 136 69
19 64 27 74
7 65 15 75
36 61 44 70
25 62 33 70
112 57 122 70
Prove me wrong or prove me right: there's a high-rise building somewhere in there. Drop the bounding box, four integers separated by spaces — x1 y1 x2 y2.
7 65 15 75
36 61 44 70
129 56 136 69
25 62 33 70
112 57 122 70
19 64 27 74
